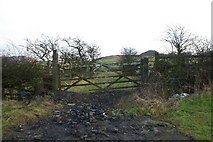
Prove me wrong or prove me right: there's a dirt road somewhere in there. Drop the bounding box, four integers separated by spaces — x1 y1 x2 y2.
4 90 192 140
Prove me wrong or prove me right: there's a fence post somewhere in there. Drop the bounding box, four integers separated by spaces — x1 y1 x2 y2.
52 50 60 90
140 58 148 82
140 59 143 83
154 52 159 72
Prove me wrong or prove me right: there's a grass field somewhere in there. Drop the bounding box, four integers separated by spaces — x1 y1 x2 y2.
96 55 121 64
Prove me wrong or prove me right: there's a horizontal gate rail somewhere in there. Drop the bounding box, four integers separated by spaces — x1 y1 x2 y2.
73 73 103 90
60 74 141 81
101 64 142 86
60 61 141 68
59 59 149 91
90 85 140 91
60 79 141 87
63 78 83 91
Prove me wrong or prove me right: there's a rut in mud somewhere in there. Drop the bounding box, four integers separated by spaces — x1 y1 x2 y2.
4 90 192 140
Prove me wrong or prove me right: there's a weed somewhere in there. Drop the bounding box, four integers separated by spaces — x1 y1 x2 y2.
112 94 147 116
123 106 145 116
111 109 123 116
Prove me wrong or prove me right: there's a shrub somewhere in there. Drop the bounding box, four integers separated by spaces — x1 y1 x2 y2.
119 47 138 76
153 54 212 95
2 56 45 99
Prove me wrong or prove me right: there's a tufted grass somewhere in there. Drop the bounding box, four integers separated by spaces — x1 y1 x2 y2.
113 92 212 140
1 96 63 137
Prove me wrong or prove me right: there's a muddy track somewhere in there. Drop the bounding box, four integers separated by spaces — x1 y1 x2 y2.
4 90 192 140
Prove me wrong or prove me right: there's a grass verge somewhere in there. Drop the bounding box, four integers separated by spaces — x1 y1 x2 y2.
169 93 212 140
112 94 146 116
113 92 212 140
2 96 63 136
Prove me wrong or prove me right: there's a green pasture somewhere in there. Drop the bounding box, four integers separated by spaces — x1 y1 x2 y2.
96 56 121 64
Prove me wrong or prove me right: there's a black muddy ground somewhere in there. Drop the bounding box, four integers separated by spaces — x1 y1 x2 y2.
4 90 192 140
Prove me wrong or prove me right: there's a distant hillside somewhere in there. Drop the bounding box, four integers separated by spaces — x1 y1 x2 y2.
140 50 158 57
98 55 121 60
97 55 122 64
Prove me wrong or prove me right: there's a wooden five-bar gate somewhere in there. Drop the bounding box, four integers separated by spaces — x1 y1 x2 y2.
52 50 149 92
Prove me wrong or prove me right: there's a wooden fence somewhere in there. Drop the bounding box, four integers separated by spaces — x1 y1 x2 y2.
52 50 212 92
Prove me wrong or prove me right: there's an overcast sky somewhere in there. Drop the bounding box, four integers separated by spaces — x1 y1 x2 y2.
0 0 211 57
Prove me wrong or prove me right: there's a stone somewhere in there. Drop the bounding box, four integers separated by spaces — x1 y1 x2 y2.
148 127 154 131
67 103 76 106
85 122 91 126
80 135 88 140
91 109 96 112
54 110 60 113
101 132 109 137
157 123 167 127
153 127 159 132
52 118 58 122
87 106 91 109
91 130 99 133
89 112 94 116
112 128 119 133
15 127 24 132
26 132 31 135
78 106 83 109
110 116 117 120
33 135 42 140
72 121 77 125
67 119 72 122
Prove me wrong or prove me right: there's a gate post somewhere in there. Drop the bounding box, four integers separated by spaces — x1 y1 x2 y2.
154 52 159 72
140 58 148 82
52 50 60 90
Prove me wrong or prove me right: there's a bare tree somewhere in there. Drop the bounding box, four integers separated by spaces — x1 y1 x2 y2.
60 37 100 77
22 35 101 67
193 37 212 55
24 34 60 62
120 47 138 75
62 37 100 65
192 37 212 90
120 47 138 63
162 25 195 55
23 34 62 74
87 44 101 63
1 41 28 57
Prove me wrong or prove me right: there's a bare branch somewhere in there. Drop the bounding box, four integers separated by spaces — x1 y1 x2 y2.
162 25 195 55
23 35 61 61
